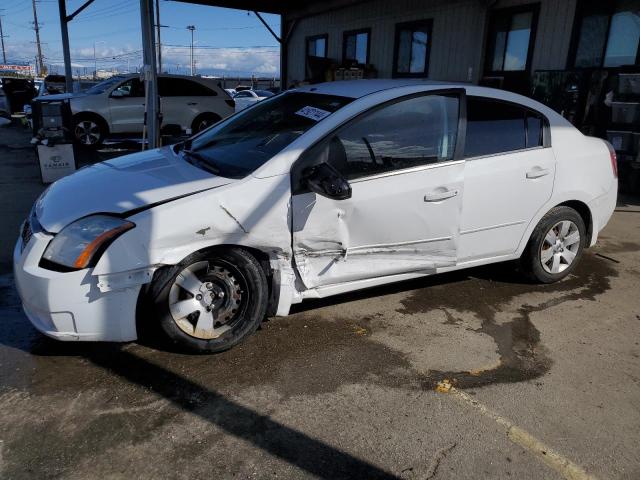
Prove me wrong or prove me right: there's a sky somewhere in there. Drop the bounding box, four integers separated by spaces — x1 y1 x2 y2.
0 0 281 77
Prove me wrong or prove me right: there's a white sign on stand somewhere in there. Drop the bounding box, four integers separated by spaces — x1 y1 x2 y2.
37 144 76 183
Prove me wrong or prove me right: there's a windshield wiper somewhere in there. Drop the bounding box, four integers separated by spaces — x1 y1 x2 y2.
181 149 221 175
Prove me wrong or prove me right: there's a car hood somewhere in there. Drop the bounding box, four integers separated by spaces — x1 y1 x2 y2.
36 147 233 233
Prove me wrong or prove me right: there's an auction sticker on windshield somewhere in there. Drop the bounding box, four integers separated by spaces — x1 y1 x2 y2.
295 106 332 122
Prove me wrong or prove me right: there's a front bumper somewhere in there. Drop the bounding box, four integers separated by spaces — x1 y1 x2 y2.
13 230 141 342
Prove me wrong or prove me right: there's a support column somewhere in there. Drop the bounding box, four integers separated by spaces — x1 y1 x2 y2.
140 0 159 149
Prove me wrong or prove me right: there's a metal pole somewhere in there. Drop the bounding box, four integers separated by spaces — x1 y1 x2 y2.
155 0 161 72
280 20 287 90
140 0 159 149
57 0 73 92
0 13 7 64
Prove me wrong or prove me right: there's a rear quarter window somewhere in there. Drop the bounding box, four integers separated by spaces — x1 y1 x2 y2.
464 96 546 158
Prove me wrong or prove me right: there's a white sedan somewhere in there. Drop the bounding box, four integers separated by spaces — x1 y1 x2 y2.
232 89 273 112
14 80 617 353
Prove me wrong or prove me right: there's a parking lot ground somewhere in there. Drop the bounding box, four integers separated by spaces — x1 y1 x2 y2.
1 123 639 479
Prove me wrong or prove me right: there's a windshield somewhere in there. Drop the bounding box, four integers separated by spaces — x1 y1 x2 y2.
184 92 353 178
85 75 126 95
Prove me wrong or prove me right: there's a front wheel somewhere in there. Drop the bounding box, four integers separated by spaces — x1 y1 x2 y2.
149 248 268 353
72 115 107 147
191 113 220 134
521 206 586 283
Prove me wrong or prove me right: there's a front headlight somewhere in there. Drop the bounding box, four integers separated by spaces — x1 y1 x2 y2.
42 215 135 270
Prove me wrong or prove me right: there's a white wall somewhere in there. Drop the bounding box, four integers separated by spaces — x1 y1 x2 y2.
285 0 578 86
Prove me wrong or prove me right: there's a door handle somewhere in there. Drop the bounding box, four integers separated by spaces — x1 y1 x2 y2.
187 102 198 106
526 168 550 179
424 189 458 202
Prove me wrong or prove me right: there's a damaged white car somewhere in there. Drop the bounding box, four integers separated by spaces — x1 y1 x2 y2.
14 80 618 352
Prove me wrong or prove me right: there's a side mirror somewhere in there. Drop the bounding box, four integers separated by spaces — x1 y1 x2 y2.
303 162 351 200
110 90 126 98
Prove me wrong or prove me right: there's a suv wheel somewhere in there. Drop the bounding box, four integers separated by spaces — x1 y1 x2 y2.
73 115 107 147
191 113 220 134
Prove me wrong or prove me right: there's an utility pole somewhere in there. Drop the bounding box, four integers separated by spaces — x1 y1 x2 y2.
0 12 7 65
58 0 73 92
155 0 161 72
31 0 44 76
187 25 195 76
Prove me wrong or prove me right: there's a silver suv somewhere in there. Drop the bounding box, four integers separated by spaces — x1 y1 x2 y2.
45 74 234 146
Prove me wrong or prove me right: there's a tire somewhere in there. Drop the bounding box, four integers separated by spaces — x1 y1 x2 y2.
521 206 586 283
72 114 107 148
191 113 220 134
147 247 268 353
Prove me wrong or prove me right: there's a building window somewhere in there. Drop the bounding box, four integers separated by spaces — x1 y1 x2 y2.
571 1 640 68
485 5 539 73
306 34 328 59
343 28 370 65
393 20 433 77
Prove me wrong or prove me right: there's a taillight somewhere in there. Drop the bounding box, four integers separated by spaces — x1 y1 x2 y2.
603 140 618 178
225 99 235 108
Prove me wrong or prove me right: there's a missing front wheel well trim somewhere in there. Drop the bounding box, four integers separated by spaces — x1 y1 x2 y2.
136 245 277 336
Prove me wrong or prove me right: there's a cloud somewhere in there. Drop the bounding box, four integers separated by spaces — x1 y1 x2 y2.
160 46 279 75
4 41 280 77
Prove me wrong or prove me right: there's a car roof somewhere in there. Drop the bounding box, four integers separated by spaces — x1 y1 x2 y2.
295 79 454 98
294 79 570 126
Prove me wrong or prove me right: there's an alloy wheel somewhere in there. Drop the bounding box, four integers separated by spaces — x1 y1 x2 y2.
540 220 581 274
74 120 101 145
168 260 246 339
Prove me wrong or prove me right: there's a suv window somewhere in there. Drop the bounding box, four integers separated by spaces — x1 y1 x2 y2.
158 77 216 96
309 94 459 181
111 78 144 97
464 97 544 157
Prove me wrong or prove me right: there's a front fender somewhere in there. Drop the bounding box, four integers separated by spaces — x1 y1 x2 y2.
93 173 293 276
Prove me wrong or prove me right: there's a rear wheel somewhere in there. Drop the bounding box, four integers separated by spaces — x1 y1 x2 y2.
521 206 586 283
150 248 268 353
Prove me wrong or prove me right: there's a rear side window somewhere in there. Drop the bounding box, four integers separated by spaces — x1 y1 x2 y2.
526 114 543 148
464 98 525 157
159 77 216 96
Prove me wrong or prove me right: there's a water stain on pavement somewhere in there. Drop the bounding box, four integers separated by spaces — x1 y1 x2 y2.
396 253 616 389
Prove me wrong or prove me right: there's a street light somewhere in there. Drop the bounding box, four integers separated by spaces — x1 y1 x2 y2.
187 25 195 76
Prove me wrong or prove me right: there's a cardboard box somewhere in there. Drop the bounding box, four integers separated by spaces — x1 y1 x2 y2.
37 143 76 183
